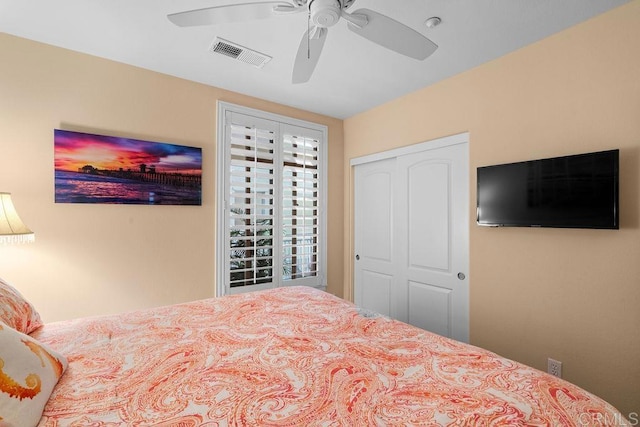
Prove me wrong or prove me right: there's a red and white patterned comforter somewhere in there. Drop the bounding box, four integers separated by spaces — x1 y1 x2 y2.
33 286 627 426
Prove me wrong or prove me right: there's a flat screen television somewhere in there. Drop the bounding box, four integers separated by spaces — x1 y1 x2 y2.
476 149 619 229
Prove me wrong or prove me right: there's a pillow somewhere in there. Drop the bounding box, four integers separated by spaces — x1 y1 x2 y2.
0 321 67 427
0 277 43 334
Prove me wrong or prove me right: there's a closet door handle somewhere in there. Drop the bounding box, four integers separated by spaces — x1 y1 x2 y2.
457 272 466 280
356 254 360 261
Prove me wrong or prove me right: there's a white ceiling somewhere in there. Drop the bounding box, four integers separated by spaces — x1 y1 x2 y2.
0 0 630 119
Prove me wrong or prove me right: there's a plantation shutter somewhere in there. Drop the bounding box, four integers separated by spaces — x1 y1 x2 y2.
282 127 321 284
221 109 326 295
227 113 278 289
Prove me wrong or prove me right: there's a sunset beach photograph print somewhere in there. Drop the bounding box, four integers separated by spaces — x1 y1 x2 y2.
54 129 202 205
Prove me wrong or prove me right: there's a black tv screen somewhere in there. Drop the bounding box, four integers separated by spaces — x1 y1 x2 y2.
477 149 619 229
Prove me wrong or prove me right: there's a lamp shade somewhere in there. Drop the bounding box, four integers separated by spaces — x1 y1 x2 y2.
0 193 35 244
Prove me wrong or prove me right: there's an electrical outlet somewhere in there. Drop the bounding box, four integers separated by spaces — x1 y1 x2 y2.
548 358 562 378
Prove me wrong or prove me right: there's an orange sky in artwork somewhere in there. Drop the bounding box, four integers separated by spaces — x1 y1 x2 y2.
54 130 202 174
56 145 123 171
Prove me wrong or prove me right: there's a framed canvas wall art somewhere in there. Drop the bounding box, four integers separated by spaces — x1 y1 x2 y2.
54 129 202 205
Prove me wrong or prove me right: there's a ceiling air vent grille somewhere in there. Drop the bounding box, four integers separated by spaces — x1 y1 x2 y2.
209 38 272 69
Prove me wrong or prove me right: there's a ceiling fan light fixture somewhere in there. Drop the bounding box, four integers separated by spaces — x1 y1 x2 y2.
310 0 342 28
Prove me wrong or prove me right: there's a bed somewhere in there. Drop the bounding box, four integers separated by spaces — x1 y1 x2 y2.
0 280 629 426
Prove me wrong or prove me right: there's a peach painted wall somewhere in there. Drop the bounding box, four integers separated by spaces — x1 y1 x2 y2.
343 1 639 418
0 32 344 319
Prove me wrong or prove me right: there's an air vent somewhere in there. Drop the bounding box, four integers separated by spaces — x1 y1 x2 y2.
209 37 272 69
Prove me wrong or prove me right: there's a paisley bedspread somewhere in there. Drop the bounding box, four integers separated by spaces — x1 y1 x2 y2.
33 286 627 426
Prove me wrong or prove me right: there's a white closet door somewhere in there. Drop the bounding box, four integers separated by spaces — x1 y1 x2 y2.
354 157 398 318
354 136 469 343
396 142 469 342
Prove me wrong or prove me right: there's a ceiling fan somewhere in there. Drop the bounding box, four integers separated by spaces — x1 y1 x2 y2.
168 0 438 84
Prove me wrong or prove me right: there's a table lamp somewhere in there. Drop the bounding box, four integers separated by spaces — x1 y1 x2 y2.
0 192 35 244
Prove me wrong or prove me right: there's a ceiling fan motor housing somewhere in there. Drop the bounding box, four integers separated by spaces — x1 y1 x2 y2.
309 0 342 28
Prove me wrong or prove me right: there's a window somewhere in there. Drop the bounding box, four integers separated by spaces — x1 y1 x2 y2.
217 102 327 295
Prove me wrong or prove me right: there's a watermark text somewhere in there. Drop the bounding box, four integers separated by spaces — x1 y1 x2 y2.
578 412 638 426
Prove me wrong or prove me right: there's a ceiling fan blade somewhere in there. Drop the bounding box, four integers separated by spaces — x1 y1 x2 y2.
168 2 291 27
292 27 328 84
346 8 437 60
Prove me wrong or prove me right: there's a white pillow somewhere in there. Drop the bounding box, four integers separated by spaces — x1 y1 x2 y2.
0 321 67 427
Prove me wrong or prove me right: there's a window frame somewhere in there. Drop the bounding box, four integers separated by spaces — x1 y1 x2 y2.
216 101 328 296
